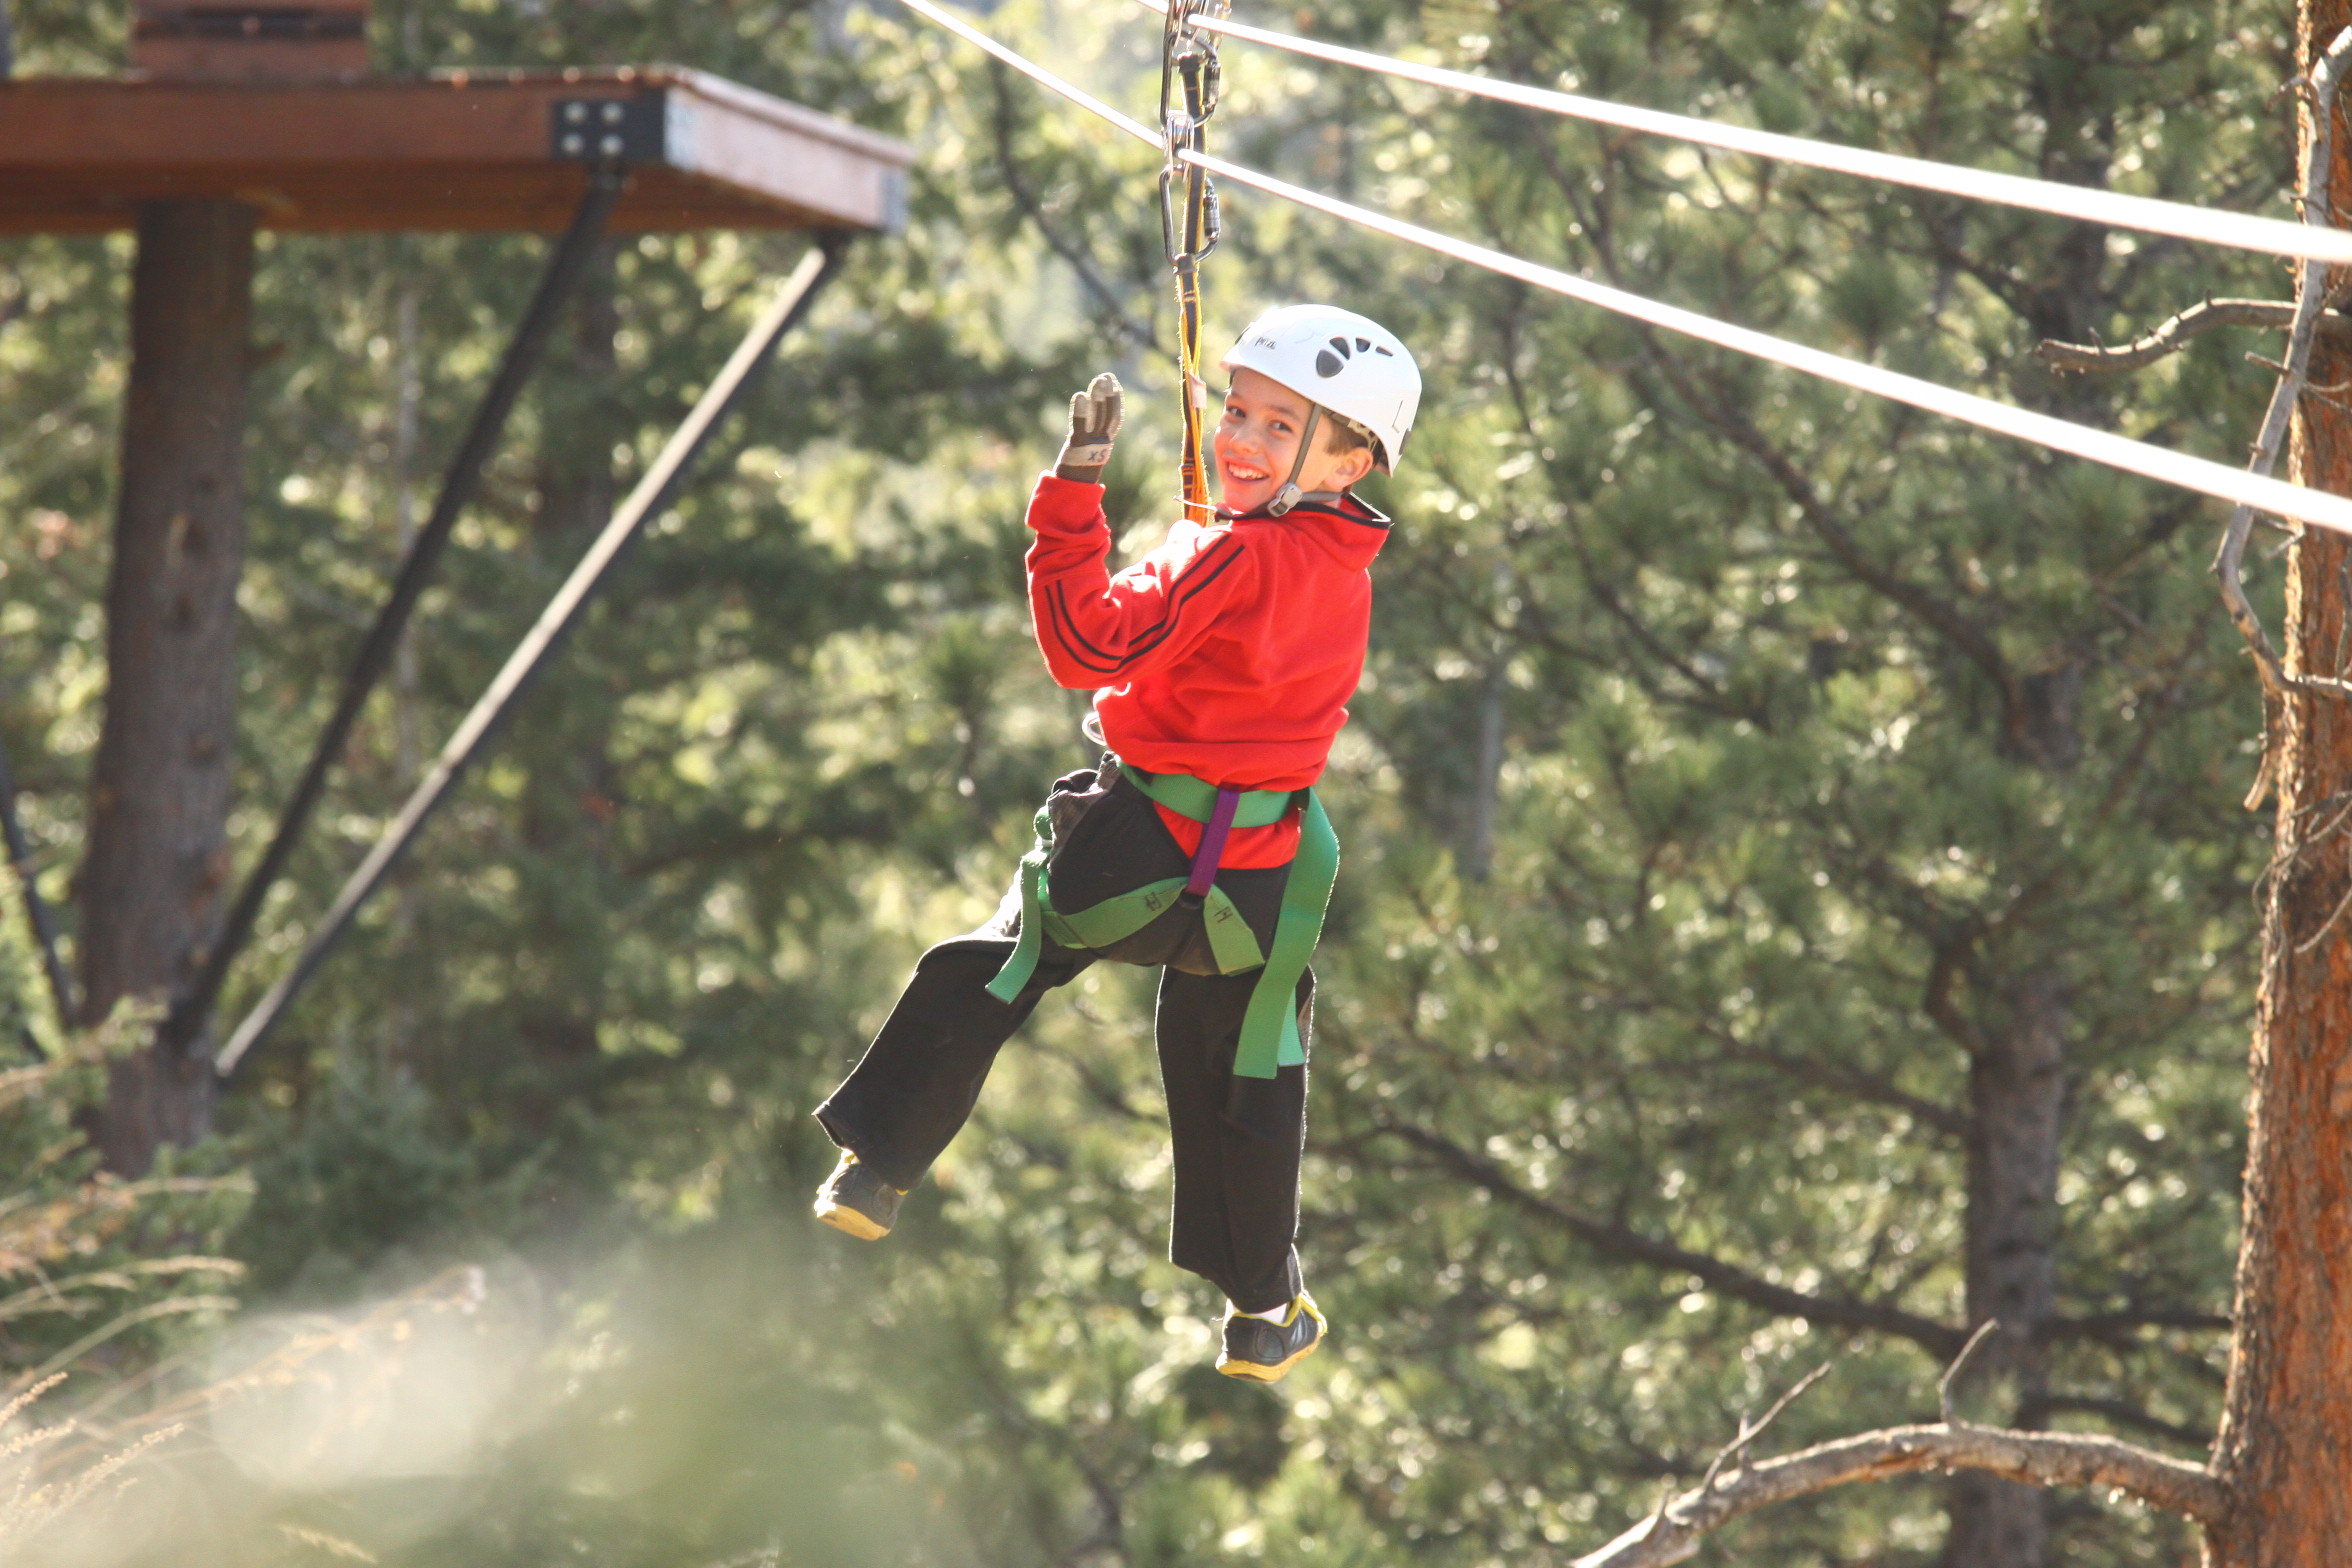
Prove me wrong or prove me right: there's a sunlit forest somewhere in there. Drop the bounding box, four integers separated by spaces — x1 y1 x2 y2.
0 0 2304 1563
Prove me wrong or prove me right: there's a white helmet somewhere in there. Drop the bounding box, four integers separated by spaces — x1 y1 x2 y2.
1222 304 1421 476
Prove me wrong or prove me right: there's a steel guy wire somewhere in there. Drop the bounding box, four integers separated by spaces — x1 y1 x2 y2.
898 0 1158 145
892 0 2352 538
1135 0 2352 270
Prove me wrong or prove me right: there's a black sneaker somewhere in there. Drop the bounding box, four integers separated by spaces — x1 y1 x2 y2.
812 1151 905 1240
1216 1291 1326 1382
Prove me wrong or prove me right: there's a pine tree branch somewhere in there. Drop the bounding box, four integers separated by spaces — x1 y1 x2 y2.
2035 298 2352 374
1530 140 2021 720
985 61 1153 348
1681 1023 1970 1140
1569 1422 2227 1567
1366 1120 1967 1356
1639 344 2027 733
2050 1306 2232 1337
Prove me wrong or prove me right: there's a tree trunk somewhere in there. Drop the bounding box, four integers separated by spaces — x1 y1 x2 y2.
1946 652 2085 1567
1928 26 2113 1542
2206 4 2352 1556
80 200 257 1173
1941 973 2066 1567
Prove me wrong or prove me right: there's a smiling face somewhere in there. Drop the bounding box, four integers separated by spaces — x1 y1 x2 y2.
1212 367 1377 516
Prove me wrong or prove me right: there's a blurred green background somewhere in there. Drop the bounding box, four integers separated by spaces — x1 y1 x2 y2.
0 0 2293 1561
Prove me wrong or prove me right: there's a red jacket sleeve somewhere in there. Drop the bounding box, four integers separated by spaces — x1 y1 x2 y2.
1022 472 1257 691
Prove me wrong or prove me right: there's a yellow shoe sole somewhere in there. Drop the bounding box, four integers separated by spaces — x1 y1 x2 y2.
813 1198 891 1241
1216 1339 1319 1382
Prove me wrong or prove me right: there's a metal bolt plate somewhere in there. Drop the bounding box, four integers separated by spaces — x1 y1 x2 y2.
550 94 666 165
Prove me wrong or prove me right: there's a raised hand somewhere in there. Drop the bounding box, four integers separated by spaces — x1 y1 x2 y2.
1054 371 1124 484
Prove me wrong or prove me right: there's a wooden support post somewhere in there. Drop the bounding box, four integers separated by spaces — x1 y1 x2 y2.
81 198 256 1172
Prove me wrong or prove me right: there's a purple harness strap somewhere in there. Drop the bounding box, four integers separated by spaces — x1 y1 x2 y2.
1185 787 1242 898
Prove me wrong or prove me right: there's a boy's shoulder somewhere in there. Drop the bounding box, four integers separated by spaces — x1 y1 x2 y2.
1224 498 1392 573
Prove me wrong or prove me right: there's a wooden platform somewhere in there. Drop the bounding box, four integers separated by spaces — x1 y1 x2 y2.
0 67 912 234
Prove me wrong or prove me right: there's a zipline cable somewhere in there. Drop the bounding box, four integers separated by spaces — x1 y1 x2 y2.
1182 146 2352 538
1136 0 2352 270
893 0 2352 539
214 239 848 1077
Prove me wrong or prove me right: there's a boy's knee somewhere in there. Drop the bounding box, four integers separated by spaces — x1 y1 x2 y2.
1220 1064 1306 1144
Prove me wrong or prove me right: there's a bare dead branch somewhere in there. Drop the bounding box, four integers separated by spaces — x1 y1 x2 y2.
1568 1422 2227 1567
1694 1362 1833 1500
1937 1317 2001 1423
2212 27 2352 761
2036 298 2352 374
1551 1122 2230 1566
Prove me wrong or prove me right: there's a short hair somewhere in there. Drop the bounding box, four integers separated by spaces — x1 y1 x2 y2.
1322 409 1376 465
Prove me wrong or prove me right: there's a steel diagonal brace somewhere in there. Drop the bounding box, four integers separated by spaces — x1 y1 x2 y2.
167 164 629 1061
214 237 849 1078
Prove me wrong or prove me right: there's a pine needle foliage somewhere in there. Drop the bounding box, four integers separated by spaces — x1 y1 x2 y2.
0 0 2303 1562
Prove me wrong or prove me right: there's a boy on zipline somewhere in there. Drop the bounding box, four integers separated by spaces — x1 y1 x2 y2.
812 305 1420 1382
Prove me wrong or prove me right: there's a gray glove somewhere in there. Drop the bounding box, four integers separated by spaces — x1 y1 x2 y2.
1054 372 1123 484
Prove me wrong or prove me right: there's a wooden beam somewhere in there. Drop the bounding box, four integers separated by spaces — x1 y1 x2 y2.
0 70 910 234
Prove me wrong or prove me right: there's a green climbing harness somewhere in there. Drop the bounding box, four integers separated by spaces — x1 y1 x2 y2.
984 762 1339 1078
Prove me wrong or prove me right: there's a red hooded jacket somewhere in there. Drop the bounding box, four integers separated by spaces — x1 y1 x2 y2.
1023 472 1390 867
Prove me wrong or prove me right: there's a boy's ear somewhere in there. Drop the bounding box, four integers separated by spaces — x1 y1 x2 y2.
1327 446 1376 491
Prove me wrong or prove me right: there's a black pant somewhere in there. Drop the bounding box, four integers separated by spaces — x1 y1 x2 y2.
815 761 1311 1312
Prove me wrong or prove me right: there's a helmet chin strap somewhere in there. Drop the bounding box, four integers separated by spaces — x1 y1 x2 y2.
1265 406 1322 518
